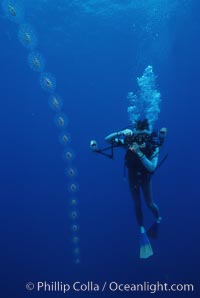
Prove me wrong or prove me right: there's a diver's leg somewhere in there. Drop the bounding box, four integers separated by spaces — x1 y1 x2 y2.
141 175 160 221
128 170 143 227
142 175 162 239
129 170 153 259
129 171 154 258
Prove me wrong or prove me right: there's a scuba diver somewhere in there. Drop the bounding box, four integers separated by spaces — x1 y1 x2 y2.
90 118 167 259
90 66 167 259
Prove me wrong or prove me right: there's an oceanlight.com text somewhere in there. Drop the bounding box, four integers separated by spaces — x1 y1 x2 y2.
26 281 194 294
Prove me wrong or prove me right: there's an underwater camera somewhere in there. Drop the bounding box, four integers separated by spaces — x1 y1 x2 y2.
124 133 151 146
124 131 162 148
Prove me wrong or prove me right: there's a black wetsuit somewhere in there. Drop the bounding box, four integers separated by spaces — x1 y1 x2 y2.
125 147 160 227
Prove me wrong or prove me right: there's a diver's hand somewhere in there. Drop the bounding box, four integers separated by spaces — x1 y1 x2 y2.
119 129 133 137
160 127 167 135
130 142 141 154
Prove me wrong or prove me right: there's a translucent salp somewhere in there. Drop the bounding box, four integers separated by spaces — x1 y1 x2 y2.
68 197 79 207
65 166 78 178
18 23 37 49
28 52 45 72
49 94 63 112
70 223 80 233
40 72 56 93
71 236 80 245
69 209 79 221
2 0 24 23
63 148 75 162
73 247 80 256
54 113 68 129
59 132 71 146
68 182 79 194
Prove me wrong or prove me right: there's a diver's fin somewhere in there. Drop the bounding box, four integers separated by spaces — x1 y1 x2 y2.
140 228 153 259
147 217 162 239
147 222 159 239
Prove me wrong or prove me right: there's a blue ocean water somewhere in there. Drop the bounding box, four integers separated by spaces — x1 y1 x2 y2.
0 0 200 297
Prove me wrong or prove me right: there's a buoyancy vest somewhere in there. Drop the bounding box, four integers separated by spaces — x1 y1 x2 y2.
125 142 157 174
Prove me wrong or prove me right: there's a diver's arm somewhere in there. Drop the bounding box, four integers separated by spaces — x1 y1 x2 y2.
105 132 120 143
105 129 133 143
138 147 159 172
130 143 159 172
